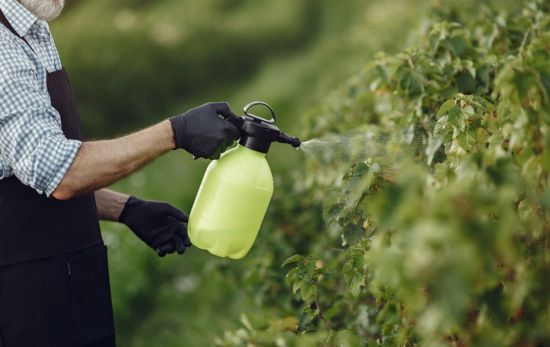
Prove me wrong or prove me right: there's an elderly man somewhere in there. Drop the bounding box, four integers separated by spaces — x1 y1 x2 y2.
0 0 240 346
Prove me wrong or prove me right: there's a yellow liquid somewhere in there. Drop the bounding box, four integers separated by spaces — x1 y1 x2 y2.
188 145 274 259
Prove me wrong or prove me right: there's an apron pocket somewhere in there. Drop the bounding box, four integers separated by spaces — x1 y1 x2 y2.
69 245 115 344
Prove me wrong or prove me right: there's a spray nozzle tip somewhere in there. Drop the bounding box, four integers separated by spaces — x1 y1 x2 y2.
277 133 301 148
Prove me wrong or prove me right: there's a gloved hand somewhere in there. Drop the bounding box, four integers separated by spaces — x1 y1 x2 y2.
170 102 241 159
118 196 192 257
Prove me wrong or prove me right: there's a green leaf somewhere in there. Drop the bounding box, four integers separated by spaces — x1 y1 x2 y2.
285 267 299 286
343 247 366 297
349 275 365 298
448 106 465 131
343 223 365 246
473 96 494 111
445 34 468 56
282 254 303 267
323 201 345 225
426 134 444 165
437 99 456 117
340 161 379 213
292 280 304 295
300 282 316 301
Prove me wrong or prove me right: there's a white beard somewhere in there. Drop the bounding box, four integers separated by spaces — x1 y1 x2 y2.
19 0 65 21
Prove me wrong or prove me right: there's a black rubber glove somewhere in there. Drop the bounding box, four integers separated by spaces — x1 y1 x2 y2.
118 196 192 257
170 102 241 159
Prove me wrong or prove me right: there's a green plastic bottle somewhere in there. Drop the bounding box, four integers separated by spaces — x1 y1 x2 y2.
188 101 301 259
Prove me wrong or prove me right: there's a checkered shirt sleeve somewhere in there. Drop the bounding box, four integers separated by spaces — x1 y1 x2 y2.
0 35 81 197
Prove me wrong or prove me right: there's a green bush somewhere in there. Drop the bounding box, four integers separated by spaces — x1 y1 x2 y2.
217 0 550 346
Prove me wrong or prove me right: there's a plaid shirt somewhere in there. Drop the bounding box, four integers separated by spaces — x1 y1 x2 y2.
0 0 80 197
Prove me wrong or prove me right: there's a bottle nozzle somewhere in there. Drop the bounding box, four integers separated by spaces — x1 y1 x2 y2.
277 133 301 148
235 101 301 152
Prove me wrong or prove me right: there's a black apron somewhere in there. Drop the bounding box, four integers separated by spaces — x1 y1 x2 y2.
0 11 115 347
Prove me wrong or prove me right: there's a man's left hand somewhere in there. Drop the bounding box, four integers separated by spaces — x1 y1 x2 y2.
118 196 192 256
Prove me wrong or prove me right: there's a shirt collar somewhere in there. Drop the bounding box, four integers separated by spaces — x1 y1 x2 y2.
0 0 38 37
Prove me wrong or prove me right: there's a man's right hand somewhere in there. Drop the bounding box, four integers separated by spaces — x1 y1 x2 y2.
169 102 241 159
52 103 241 200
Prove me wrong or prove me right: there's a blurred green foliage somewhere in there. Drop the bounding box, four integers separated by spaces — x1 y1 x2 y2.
54 0 370 136
51 0 550 346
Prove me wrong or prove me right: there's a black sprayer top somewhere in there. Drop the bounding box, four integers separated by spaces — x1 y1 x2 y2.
229 101 301 153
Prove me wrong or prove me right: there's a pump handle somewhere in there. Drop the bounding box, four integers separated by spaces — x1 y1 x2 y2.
243 101 277 124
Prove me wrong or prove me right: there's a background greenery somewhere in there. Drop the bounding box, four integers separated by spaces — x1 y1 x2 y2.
51 0 550 346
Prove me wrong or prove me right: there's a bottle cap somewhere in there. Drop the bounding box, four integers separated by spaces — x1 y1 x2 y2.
230 101 301 153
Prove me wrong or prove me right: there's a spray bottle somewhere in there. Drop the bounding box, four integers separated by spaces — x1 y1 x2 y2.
188 101 301 259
